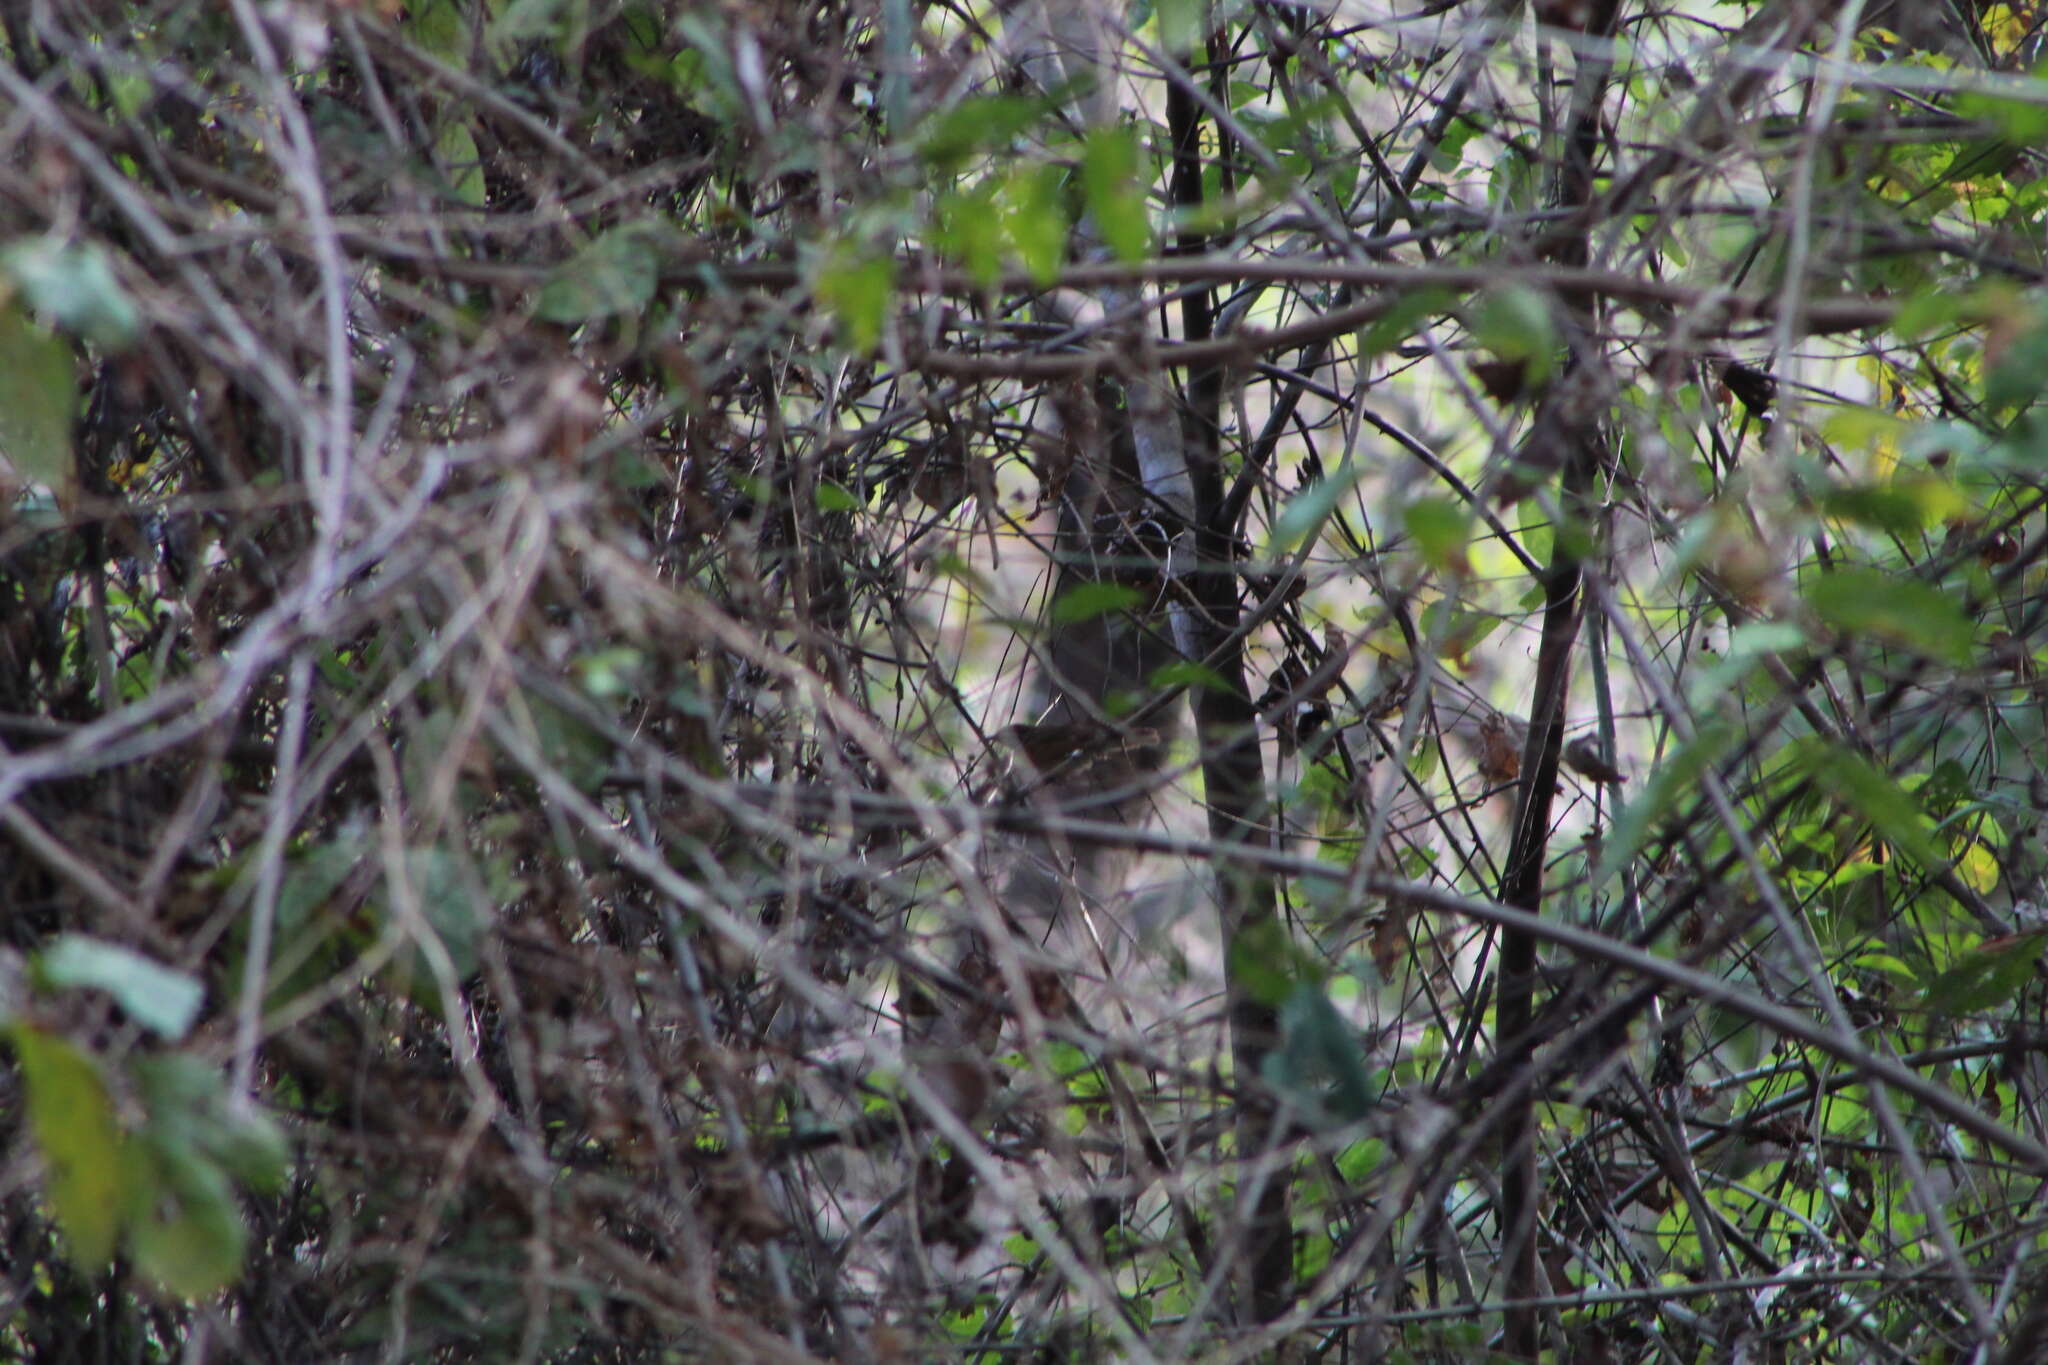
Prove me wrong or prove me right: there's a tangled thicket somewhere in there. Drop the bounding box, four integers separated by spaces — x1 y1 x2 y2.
5 0 2048 1360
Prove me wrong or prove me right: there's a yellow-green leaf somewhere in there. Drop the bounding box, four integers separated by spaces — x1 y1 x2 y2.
1001 163 1068 285
1156 0 1208 52
916 94 1050 174
1149 658 1238 696
815 244 895 354
1818 478 1965 534
1954 839 2000 895
1468 283 1556 387
1805 567 1974 666
9 1026 136 1269
0 301 75 489
1357 286 1457 358
1271 459 1360 552
814 479 862 513
1081 127 1152 264
1403 496 1471 575
406 0 467 59
436 120 487 207
535 226 662 324
1923 933 2048 1018
1790 738 1945 870
936 184 1005 289
127 1137 246 1300
1051 581 1143 625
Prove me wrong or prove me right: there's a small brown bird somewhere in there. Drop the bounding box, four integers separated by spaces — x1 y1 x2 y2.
1563 736 1627 785
996 720 1160 771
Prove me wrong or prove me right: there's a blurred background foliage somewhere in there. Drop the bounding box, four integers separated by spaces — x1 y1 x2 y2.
3 0 2048 1360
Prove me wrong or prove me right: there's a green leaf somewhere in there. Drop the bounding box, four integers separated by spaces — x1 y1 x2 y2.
36 936 204 1040
814 243 895 354
1817 483 1925 536
434 119 487 207
106 70 151 121
1918 758 1976 818
1922 933 2048 1017
534 226 662 324
1270 459 1361 552
1420 602 1502 661
1 238 141 349
1956 78 2048 144
1403 496 1471 574
278 834 362 929
1468 283 1556 387
1265 982 1379 1128
1155 0 1207 52
8 1025 136 1269
1357 286 1457 358
1985 307 2048 412
127 1134 246 1299
1804 566 1974 665
399 845 488 984
1891 285 1965 341
0 301 76 488
405 0 467 58
1818 478 1965 535
1228 916 1315 1008
1081 126 1152 264
1051 581 1144 625
1236 94 1339 178
930 551 992 593
134 1054 291 1195
1149 658 1239 696
814 479 862 513
1001 162 1068 285
519 691 612 793
1790 739 1945 871
936 184 1005 288
1336 1136 1388 1181
574 645 646 700
916 94 1050 173
1853 951 1919 984
1429 113 1481 170
1592 722 1737 890
263 830 366 1007
1489 147 1540 216
491 0 573 48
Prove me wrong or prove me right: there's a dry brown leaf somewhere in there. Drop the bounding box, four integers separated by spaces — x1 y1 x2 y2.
1477 711 1523 783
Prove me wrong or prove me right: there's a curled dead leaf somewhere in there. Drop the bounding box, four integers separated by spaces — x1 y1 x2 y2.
1477 711 1525 783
